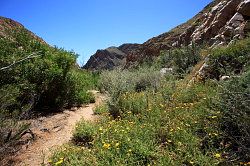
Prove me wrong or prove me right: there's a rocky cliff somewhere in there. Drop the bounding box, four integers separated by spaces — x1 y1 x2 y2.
84 0 250 70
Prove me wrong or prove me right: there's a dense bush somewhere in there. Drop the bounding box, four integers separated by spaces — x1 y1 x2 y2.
99 67 164 101
207 38 250 79
158 44 201 76
218 70 250 162
0 29 96 116
99 66 170 119
73 121 97 146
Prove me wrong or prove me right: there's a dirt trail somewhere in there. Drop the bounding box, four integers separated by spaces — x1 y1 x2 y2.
12 91 106 166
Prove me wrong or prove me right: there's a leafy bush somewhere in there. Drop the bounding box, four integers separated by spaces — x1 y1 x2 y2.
218 70 250 162
0 28 97 115
207 38 250 79
73 121 97 146
159 44 201 75
63 70 96 107
99 67 164 100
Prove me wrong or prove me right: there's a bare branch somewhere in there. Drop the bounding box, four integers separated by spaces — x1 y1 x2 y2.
0 51 42 71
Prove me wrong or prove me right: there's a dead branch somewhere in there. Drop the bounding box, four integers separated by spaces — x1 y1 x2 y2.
0 51 42 71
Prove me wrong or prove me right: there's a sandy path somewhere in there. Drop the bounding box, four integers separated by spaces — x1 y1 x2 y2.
11 91 106 166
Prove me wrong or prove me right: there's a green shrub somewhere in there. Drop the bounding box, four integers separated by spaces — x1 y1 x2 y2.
99 67 164 101
63 70 96 107
73 121 97 146
207 37 250 79
0 29 97 114
93 104 108 115
50 145 97 166
160 44 201 76
218 70 250 162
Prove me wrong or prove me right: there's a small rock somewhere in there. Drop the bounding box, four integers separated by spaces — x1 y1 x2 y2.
220 76 230 81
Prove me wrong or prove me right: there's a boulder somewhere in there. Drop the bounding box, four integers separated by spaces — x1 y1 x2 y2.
227 12 244 28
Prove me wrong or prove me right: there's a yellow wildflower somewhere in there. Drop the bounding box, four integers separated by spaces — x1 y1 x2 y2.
115 143 120 147
214 153 221 158
103 143 111 149
55 158 64 165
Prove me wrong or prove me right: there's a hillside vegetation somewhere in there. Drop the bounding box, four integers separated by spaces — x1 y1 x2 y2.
50 38 250 166
0 26 98 160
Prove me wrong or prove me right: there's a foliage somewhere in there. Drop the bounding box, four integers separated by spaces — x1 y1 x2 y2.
51 79 225 165
217 70 250 162
158 44 201 76
207 38 250 79
0 27 97 161
51 38 250 165
93 104 109 115
99 66 165 101
50 145 97 166
0 28 97 115
73 121 97 146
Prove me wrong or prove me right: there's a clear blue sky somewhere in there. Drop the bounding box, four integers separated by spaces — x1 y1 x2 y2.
0 0 212 66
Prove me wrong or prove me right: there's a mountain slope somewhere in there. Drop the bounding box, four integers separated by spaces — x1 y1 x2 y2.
0 16 46 44
83 44 141 70
84 0 250 70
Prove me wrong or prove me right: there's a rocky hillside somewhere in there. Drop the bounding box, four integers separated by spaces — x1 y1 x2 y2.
0 16 46 44
84 0 250 70
83 44 141 70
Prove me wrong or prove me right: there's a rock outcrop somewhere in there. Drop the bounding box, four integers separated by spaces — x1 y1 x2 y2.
85 0 250 70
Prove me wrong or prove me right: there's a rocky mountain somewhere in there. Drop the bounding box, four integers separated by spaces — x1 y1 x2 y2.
84 0 250 70
83 44 141 70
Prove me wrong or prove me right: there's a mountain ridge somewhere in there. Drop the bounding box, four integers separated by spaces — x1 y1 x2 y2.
84 0 250 70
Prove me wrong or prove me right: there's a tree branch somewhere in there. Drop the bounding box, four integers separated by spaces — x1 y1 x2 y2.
0 51 42 71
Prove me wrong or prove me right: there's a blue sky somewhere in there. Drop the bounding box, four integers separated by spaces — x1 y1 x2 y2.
0 0 212 66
